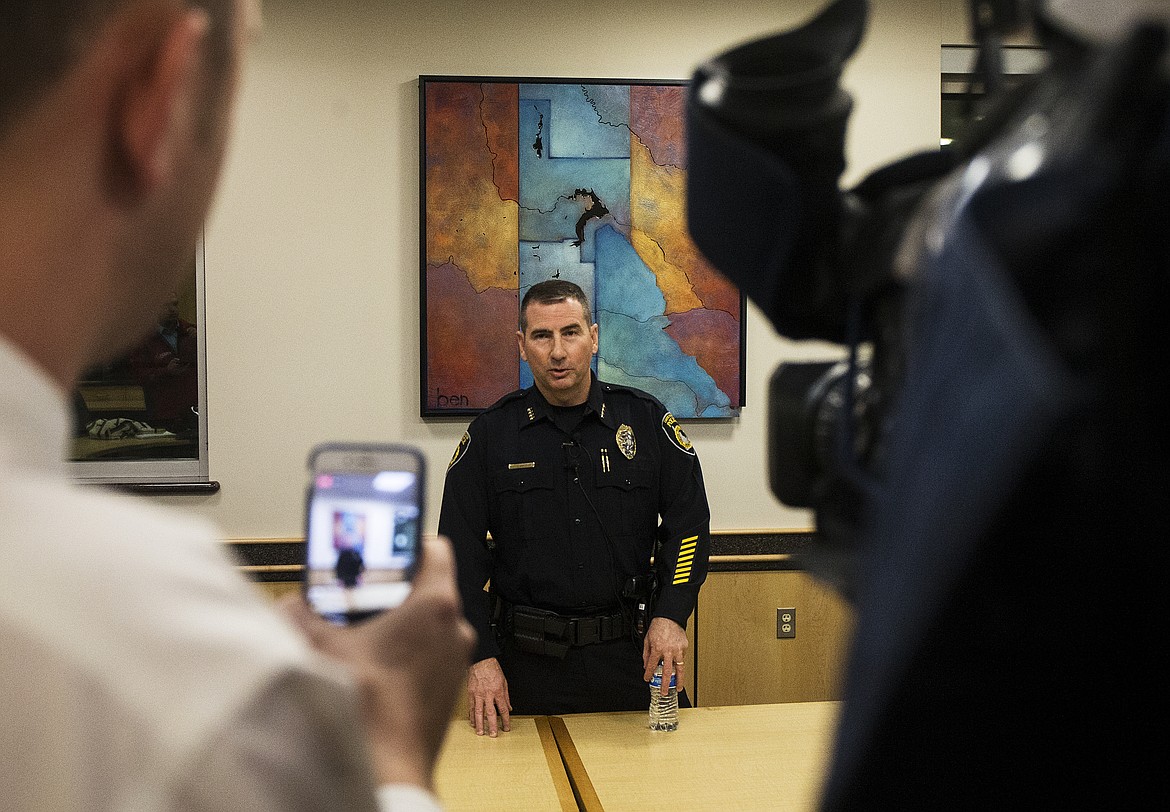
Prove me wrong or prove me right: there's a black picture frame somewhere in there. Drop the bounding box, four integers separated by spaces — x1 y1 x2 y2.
419 75 746 419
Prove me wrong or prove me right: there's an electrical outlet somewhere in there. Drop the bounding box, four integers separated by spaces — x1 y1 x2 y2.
776 607 796 639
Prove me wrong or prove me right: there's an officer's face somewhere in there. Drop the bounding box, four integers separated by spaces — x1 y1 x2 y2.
517 299 598 407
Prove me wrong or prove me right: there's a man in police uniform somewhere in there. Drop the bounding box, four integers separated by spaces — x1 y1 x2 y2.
439 280 711 736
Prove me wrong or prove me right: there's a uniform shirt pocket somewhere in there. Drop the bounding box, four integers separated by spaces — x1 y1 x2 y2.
492 466 559 542
595 464 656 537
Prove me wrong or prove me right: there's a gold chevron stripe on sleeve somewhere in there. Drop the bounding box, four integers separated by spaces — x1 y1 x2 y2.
673 535 700 584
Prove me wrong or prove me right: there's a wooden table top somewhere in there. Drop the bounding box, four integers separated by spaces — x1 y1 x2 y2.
551 701 841 811
434 716 576 811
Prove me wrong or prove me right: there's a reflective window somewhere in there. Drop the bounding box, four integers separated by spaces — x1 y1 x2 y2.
69 237 210 487
940 45 1046 149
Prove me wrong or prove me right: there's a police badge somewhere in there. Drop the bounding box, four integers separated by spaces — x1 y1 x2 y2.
616 424 636 460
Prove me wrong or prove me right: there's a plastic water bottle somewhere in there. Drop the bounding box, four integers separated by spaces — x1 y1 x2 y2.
648 663 679 731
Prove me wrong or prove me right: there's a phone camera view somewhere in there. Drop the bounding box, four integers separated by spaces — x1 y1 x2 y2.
306 467 420 623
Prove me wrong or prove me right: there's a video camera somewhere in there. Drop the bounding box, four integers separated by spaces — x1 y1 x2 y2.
686 0 1169 594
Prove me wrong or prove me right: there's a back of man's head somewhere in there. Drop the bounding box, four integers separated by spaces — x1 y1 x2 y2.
0 0 234 142
0 0 243 389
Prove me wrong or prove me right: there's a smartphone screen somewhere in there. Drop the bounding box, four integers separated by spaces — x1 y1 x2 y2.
304 444 423 624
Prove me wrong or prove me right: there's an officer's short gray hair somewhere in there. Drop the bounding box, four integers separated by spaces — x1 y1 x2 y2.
520 280 592 333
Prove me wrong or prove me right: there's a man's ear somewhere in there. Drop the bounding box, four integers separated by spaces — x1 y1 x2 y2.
516 330 528 362
117 8 211 197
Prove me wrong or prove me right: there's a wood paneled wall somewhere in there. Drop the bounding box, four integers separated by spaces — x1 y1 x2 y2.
251 566 853 709
693 570 854 706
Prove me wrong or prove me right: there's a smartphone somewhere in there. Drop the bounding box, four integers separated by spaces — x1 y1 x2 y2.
303 443 424 624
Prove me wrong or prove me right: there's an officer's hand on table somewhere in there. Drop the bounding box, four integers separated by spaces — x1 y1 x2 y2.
284 536 475 790
643 617 688 696
467 657 512 737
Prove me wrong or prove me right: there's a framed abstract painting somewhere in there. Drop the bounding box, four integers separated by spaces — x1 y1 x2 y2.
419 75 745 418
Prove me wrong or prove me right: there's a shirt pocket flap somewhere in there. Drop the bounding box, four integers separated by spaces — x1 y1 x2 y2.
493 466 555 494
603 465 654 492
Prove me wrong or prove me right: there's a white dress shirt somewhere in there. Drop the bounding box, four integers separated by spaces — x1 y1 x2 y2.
0 337 440 811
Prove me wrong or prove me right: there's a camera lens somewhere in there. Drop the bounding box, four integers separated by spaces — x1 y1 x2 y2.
767 359 876 508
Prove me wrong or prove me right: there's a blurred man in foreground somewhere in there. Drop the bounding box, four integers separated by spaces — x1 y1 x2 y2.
0 2 473 809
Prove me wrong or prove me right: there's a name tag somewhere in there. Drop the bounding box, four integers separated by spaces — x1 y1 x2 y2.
507 461 536 470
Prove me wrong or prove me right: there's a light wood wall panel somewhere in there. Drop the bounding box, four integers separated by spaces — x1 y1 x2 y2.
246 558 848 709
695 571 854 706
253 580 302 602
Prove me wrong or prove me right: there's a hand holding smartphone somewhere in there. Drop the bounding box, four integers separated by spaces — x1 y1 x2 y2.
303 443 424 624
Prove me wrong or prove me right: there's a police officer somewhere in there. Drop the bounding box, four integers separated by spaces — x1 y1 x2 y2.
439 280 711 736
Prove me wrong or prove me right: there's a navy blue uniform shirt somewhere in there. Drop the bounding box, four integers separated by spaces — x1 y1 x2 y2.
439 375 711 663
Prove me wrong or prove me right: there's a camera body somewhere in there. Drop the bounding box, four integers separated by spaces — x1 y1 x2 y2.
767 358 875 508
687 0 1169 593
686 0 1169 802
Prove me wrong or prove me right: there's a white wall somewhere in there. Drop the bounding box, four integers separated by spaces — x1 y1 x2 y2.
176 0 944 538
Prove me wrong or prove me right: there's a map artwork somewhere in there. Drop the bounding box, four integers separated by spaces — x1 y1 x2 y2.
422 78 743 418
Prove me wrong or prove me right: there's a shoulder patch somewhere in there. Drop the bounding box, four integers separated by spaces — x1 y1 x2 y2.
448 431 471 471
661 412 695 455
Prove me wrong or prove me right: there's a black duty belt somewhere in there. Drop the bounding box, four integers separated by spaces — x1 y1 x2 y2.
502 603 629 659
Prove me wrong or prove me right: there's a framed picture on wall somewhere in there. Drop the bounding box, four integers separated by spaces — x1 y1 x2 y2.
419 75 745 419
68 235 214 490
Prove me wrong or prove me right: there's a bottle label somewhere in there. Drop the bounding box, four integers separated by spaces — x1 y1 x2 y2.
650 670 678 690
